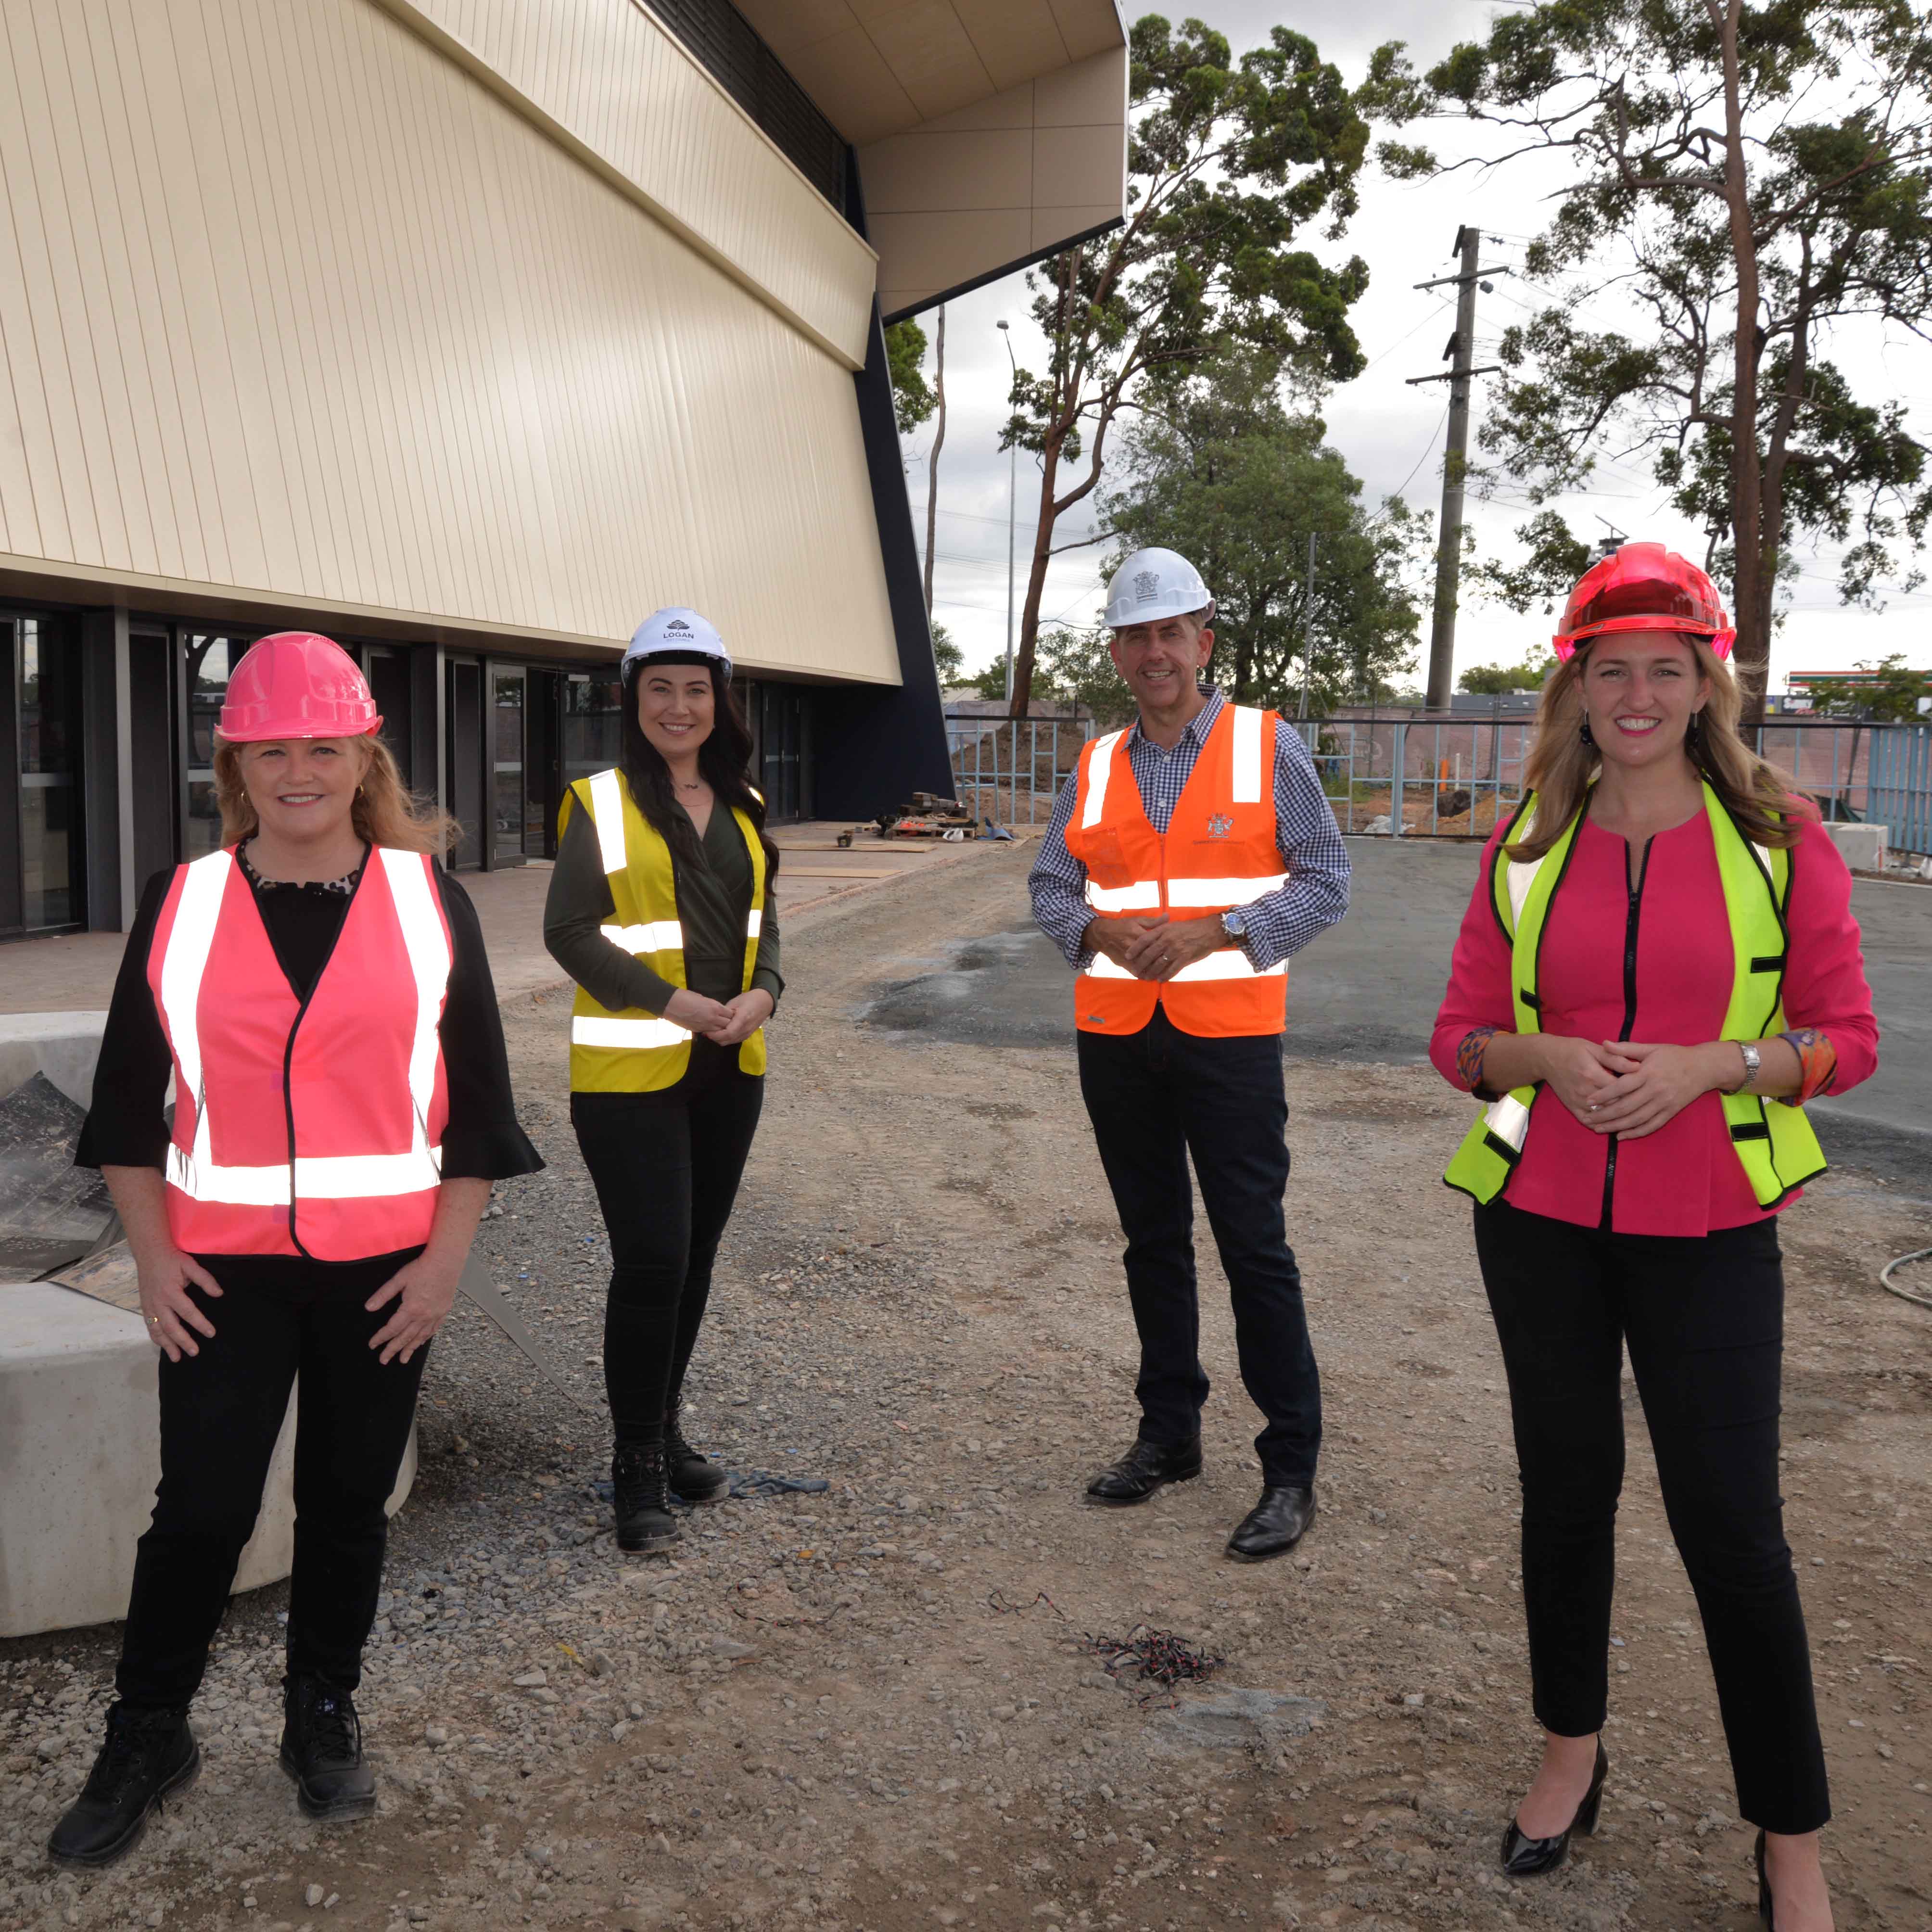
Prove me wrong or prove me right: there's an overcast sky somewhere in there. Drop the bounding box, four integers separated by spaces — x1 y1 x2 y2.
902 1 1932 694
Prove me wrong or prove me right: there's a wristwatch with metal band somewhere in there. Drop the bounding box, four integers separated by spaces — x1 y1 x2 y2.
1221 908 1248 944
1732 1041 1761 1093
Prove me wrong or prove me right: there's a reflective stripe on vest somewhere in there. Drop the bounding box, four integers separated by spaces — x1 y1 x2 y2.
562 771 767 1091
1443 784 1826 1209
153 847 450 1252
1064 705 1292 1038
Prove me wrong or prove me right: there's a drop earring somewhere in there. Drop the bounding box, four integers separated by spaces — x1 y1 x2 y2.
1578 713 1595 746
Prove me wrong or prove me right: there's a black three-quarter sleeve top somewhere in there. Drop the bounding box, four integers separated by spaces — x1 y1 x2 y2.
77 848 545 1267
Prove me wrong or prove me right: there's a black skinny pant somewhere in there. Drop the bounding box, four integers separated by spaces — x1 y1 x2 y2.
572 1040 763 1446
1475 1199 1829 1833
1076 1006 1322 1487
117 1254 428 1709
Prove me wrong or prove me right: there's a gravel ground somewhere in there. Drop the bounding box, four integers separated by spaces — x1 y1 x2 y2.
3 843 1929 1932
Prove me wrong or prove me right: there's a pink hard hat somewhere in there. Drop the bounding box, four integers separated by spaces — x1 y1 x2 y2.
217 633 382 740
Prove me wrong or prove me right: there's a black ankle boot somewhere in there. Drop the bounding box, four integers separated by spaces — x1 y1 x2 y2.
280 1676 376 1821
612 1441 680 1552
665 1409 728 1506
47 1702 199 1868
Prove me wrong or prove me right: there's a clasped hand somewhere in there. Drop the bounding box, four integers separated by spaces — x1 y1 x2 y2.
1088 913 1230 982
1541 1037 1727 1141
663 986 774 1047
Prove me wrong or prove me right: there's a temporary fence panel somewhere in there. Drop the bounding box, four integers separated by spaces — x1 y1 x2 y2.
1866 724 1932 857
944 715 1091 827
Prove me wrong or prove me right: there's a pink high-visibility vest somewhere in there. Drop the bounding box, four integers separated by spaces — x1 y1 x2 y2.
147 846 452 1259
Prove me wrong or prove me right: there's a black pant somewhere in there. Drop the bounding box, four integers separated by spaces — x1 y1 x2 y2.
572 1040 763 1446
1475 1199 1829 1833
1076 1006 1321 1486
117 1254 428 1708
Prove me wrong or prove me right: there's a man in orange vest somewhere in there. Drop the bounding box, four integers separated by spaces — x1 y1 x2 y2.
1029 548 1350 1560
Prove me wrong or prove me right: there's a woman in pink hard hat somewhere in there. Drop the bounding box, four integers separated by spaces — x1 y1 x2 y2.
1430 546 1876 1928
50 633 541 1867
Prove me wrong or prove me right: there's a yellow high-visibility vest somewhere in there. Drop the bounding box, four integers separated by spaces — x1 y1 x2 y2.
1444 781 1825 1208
559 769 768 1093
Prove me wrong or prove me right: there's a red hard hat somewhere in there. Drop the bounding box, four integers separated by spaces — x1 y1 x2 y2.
217 633 382 740
1553 542 1735 661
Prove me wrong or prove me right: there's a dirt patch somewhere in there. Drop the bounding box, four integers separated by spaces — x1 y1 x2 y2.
5 847 1928 1932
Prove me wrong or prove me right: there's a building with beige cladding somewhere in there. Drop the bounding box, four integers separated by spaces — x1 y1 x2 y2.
0 0 1126 937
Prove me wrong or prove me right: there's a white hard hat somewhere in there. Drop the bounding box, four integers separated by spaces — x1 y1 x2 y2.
1103 547 1215 630
622 607 732 677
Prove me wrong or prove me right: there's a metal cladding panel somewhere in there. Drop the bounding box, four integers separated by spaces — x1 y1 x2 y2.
858 42 1126 320
0 0 901 686
395 0 877 365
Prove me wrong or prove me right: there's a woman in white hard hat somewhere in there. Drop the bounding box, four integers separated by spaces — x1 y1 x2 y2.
51 633 541 1868
543 609 780 1553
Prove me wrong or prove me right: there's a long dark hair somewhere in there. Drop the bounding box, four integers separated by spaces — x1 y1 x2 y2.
619 657 779 883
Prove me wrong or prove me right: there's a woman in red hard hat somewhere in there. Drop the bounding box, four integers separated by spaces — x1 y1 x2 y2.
1430 545 1875 1926
51 632 541 1868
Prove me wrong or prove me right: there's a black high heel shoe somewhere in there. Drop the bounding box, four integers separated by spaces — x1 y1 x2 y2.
1755 1830 1773 1926
1499 1742 1609 1877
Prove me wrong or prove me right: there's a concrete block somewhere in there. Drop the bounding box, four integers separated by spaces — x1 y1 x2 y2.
0 1012 110 1111
0 1284 417 1638
1822 821 1888 872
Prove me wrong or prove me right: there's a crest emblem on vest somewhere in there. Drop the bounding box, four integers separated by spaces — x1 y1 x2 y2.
1132 570 1161 604
1207 812 1234 839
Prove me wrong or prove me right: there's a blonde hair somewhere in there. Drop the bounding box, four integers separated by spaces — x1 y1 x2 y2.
1508 636 1804 861
214 734 460 856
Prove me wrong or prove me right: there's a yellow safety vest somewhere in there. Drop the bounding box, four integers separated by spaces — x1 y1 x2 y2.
1444 781 1826 1209
560 768 768 1093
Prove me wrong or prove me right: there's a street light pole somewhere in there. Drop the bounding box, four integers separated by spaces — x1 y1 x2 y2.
997 319 1017 705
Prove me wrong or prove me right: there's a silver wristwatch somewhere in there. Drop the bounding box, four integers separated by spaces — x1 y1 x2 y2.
1221 908 1248 943
1732 1041 1761 1093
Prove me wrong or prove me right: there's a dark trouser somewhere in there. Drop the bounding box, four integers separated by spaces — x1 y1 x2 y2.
116 1253 428 1709
1076 1005 1321 1487
572 1039 763 1446
1474 1199 1829 1834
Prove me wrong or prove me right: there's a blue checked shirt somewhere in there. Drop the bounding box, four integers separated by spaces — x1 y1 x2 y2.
1028 688 1350 974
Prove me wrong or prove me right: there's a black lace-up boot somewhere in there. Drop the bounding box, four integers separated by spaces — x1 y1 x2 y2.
280 1675 376 1821
47 1701 199 1868
611 1440 680 1552
665 1408 729 1506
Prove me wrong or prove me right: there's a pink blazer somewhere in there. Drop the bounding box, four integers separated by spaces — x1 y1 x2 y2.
1431 808 1879 1236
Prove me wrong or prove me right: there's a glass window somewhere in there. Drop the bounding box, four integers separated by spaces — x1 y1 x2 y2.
183 635 252 860
564 674 623 787
16 618 82 929
492 667 525 860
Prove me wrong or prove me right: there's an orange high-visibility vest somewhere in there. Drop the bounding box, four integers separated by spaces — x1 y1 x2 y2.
147 846 453 1260
1064 704 1290 1037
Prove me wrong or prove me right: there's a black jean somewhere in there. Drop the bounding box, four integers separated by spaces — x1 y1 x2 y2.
572 1040 763 1446
1076 1006 1321 1487
117 1253 428 1709
1474 1199 1829 1833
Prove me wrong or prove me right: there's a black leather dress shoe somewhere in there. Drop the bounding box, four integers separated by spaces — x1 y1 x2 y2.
1085 1435 1202 1506
1225 1485 1317 1561
280 1676 376 1821
1499 1742 1608 1876
47 1703 198 1868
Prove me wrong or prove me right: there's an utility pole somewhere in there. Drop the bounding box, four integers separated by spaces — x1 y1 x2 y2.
922 305 946 621
1408 226 1506 712
1296 531 1320 722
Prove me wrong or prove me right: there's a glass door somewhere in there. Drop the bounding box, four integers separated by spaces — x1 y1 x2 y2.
179 634 255 860
490 666 526 864
445 660 484 869
1 614 85 935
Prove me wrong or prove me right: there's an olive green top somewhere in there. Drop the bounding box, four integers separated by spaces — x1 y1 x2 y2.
543 793 782 1017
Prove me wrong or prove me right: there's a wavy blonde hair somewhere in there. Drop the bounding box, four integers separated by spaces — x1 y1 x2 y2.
214 734 460 856
1508 636 1804 861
